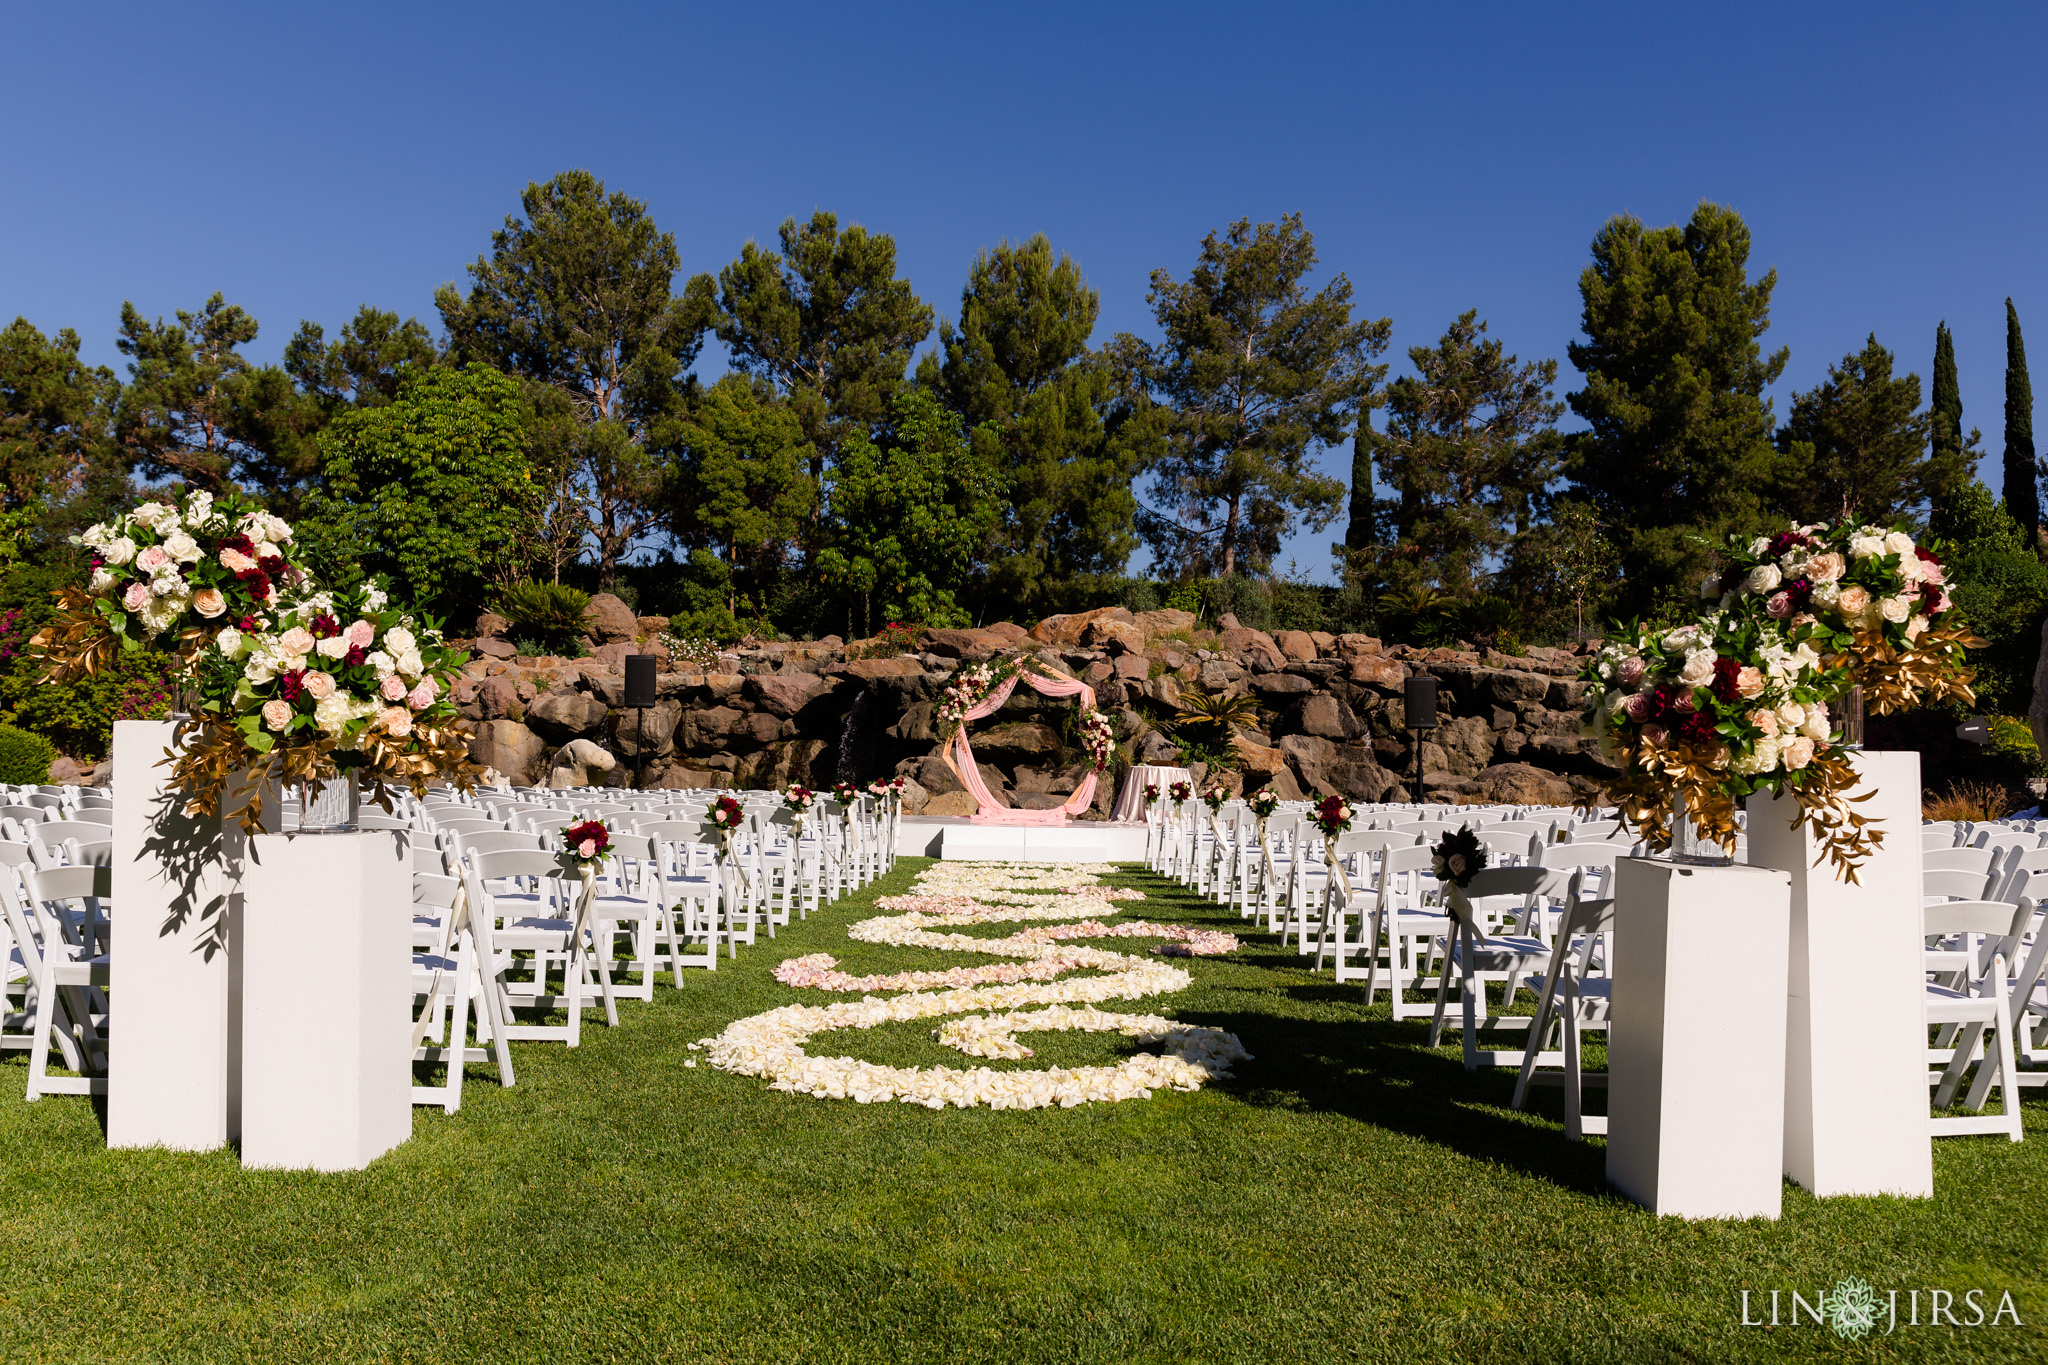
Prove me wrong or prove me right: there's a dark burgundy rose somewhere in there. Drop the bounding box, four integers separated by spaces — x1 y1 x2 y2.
1710 656 1743 704
1677 711 1717 745
1784 576 1813 607
236 567 272 600
257 555 286 578
1916 545 1943 568
344 643 367 667
1767 531 1810 558
237 615 259 632
220 533 255 557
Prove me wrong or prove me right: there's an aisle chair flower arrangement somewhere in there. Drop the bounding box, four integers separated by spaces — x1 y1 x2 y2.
1579 610 1878 878
1169 779 1193 807
1246 788 1280 820
1432 827 1486 889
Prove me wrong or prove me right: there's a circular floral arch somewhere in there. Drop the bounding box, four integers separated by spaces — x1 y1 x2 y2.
936 659 1112 825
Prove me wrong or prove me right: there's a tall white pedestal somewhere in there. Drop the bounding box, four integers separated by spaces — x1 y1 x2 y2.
108 721 256 1152
240 830 412 1171
1607 858 1791 1220
1747 750 1933 1199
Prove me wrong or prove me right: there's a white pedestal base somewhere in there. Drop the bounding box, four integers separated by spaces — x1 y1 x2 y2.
939 825 1112 863
240 830 412 1171
107 721 259 1152
1748 750 1933 1199
1607 858 1791 1220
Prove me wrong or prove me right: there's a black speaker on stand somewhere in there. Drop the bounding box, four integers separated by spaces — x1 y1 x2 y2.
623 655 657 790
1404 674 1438 806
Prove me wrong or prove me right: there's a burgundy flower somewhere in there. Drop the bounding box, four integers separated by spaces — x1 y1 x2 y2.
1784 576 1814 607
1710 656 1743 704
1767 531 1810 557
257 555 286 579
279 669 306 703
1677 711 1717 745
308 612 339 639
236 615 259 632
344 643 368 667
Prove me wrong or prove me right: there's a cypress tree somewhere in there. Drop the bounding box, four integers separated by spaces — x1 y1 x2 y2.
1926 321 1969 523
2004 298 2038 537
1344 415 1377 555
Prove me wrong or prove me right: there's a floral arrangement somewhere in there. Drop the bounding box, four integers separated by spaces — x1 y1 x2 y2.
1143 782 1161 806
560 818 613 869
831 780 859 805
696 861 1249 1110
1706 519 1983 715
784 784 816 813
1431 826 1486 889
1168 779 1193 805
1246 788 1280 820
1580 611 1879 877
866 776 905 800
707 793 746 833
935 659 1004 734
40 489 309 677
1078 707 1115 771
1307 793 1354 838
1199 782 1229 812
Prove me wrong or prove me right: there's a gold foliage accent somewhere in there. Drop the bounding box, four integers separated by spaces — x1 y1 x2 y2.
1835 623 1987 716
28 587 124 683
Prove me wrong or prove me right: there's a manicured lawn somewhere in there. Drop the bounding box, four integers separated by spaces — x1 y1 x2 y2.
2 859 2044 1363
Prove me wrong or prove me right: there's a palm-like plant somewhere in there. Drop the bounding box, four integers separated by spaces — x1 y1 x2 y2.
1166 688 1263 768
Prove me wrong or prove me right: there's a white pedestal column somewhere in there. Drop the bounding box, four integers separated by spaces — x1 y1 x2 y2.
108 720 252 1152
1606 858 1791 1220
240 830 412 1171
1747 749 1933 1199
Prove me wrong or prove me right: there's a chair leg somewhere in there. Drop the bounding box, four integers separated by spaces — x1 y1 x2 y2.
1563 984 1585 1141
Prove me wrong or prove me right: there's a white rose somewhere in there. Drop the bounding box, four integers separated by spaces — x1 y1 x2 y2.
1679 649 1716 686
1749 537 1771 557
1885 531 1915 557
1776 701 1806 730
78 524 111 551
1699 575 1722 600
162 531 202 564
129 502 173 532
366 650 395 678
1745 564 1781 593
314 692 354 736
383 627 417 656
1848 533 1884 559
89 568 114 592
216 627 244 657
316 634 351 659
396 649 424 679
1897 552 1924 583
1800 704 1829 740
1880 595 1911 623
1662 626 1698 651
1750 735 1783 772
102 536 136 566
1906 616 1928 640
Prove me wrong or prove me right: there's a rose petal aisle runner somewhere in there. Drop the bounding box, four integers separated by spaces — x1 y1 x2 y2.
694 863 1251 1109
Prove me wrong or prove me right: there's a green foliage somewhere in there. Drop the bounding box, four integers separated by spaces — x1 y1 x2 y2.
0 723 54 783
0 317 120 529
1773 333 1931 524
284 306 440 414
307 364 541 616
1940 477 2048 714
1165 687 1260 768
494 580 592 655
663 373 815 601
1506 497 1615 641
1927 321 1972 519
815 389 1005 634
1565 203 1791 617
1133 214 1390 578
2005 298 2039 536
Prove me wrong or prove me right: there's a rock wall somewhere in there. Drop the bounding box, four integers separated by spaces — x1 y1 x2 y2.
452 596 1614 815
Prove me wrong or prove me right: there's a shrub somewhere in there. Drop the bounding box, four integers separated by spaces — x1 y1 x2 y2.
1924 779 2018 823
0 723 55 784
494 581 592 655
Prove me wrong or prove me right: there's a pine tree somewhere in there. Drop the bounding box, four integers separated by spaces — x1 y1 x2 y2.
2004 298 2038 537
1773 334 1930 524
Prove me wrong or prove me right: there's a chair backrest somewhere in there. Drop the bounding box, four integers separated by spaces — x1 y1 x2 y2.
1445 866 1572 930
0 805 45 824
430 817 509 838
21 861 113 904
413 844 453 876
455 829 547 860
466 847 568 886
1923 899 2032 940
1333 830 1421 858
1924 846 2003 877
30 820 112 844
1971 828 2037 852
414 871 463 910
1924 865 2002 902
1472 829 1541 862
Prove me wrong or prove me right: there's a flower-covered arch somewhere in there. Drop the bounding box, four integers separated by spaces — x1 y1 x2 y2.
935 656 1114 825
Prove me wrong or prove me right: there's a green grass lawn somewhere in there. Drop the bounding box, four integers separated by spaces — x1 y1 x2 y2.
2 859 2045 1363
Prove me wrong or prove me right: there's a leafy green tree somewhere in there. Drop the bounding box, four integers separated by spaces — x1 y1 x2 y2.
692 211 934 497
1373 311 1563 598
1940 477 2048 714
285 306 440 414
919 235 1146 607
1508 498 1616 640
2005 298 2038 538
1564 203 1791 615
664 374 816 596
1130 214 1391 577
113 292 318 500
0 317 123 529
816 389 1006 634
437 170 710 584
1773 334 1931 524
307 364 542 614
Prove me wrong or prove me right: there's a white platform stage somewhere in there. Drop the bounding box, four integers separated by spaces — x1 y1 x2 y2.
897 816 1148 863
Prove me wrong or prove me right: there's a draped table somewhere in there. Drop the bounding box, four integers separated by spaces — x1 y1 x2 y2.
1111 765 1192 823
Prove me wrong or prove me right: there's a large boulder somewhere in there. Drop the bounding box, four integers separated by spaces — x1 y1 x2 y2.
924 790 980 817
746 671 832 718
1433 714 1498 776
1219 626 1286 671
526 688 609 742
1133 608 1197 639
469 719 548 785
474 611 511 640
1081 616 1144 655
1298 692 1359 740
1348 654 1409 691
549 737 616 788
613 699 680 757
1466 762 1576 806
1275 630 1317 662
582 593 639 644
1029 606 1135 648
972 722 1063 763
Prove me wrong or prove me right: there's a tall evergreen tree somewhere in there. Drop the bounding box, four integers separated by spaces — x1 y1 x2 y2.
2004 297 2038 538
437 171 710 584
285 306 440 414
1129 214 1390 578
691 211 933 495
0 318 121 518
1773 334 1931 524
1341 414 1378 562
1374 311 1562 597
919 235 1146 607
1564 203 1790 615
1927 321 1969 507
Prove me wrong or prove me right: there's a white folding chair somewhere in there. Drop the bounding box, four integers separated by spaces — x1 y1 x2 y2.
1428 866 1569 1068
1924 899 2028 1140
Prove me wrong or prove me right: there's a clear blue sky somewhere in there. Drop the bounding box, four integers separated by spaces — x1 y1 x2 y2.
5 2 2044 579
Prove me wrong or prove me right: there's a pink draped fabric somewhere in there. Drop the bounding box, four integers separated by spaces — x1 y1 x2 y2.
948 671 1100 824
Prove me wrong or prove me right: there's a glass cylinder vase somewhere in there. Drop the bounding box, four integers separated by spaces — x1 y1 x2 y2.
292 774 360 834
1667 805 1734 867
1838 685 1865 750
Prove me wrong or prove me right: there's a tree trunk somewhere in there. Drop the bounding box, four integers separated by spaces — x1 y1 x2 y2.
1222 494 1239 577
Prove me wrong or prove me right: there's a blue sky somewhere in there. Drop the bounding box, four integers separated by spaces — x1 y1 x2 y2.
5 2 2045 579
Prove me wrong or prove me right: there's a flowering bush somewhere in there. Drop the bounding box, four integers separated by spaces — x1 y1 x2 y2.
53 490 307 666
560 819 613 867
1199 782 1229 812
655 632 724 671
1580 611 1878 875
1308 794 1353 837
1432 826 1486 889
1707 519 1981 715
1246 788 1280 820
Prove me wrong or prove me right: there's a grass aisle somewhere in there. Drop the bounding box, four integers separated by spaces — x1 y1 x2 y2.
2 860 2044 1363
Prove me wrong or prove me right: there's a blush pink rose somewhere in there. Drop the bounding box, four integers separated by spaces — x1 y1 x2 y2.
1765 591 1792 618
279 626 315 657
303 671 336 700
1806 551 1845 583
406 681 435 710
135 546 169 573
1618 657 1647 686
261 699 292 731
219 548 255 574
1755 709 1780 736
192 587 227 618
1782 737 1816 770
1734 665 1765 699
1918 557 1946 585
123 582 150 611
379 706 412 738
346 619 376 648
578 838 597 858
1670 689 1697 714
1836 585 1871 617
1622 692 1652 721
380 675 408 701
